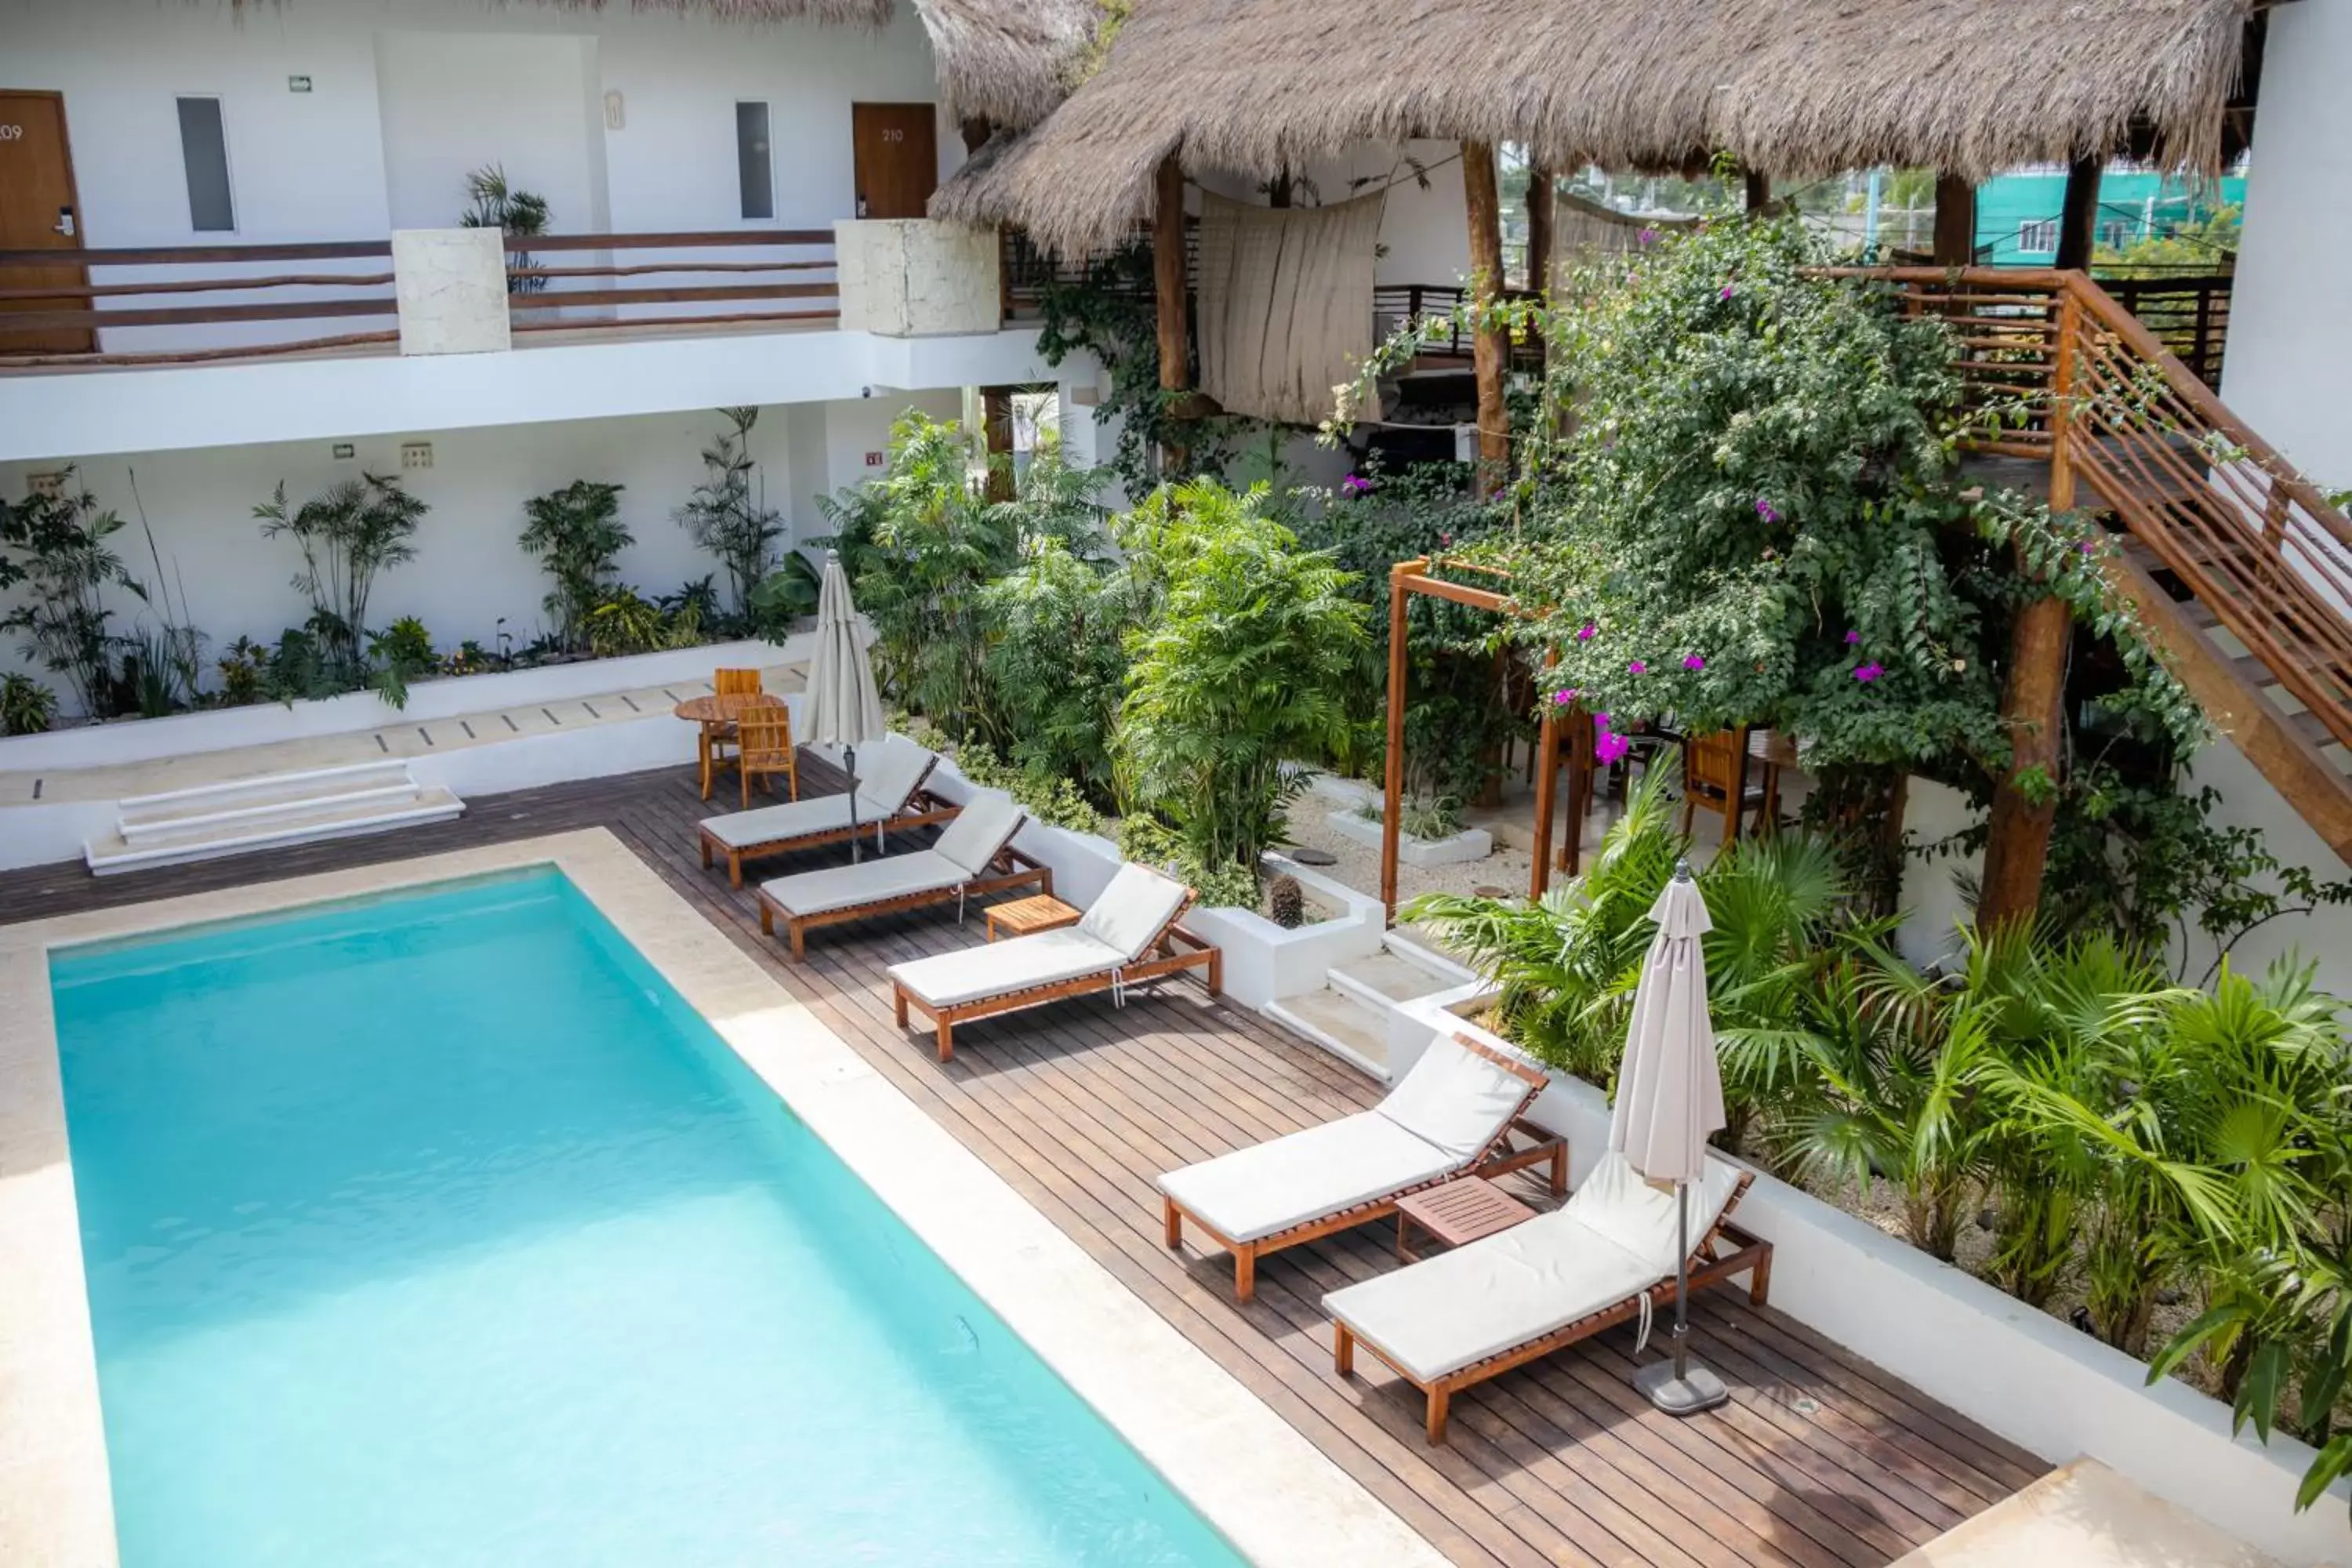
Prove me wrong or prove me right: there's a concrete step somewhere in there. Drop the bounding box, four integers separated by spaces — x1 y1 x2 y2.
88 768 464 875
1328 948 1463 1011
1384 922 1482 982
1265 986 1392 1080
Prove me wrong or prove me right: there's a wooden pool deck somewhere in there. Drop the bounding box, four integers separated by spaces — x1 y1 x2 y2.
0 758 2049 1567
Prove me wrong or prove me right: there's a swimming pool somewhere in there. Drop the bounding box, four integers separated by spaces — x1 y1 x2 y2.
50 869 1244 1566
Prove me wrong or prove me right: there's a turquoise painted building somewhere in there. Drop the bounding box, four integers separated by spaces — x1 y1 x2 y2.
1975 165 2246 267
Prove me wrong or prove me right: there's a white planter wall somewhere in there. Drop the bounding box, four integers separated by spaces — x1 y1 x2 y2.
1385 994 2352 1568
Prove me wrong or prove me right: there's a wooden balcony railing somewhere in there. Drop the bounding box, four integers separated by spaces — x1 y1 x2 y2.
2094 271 2233 387
1836 266 2352 761
0 229 837 368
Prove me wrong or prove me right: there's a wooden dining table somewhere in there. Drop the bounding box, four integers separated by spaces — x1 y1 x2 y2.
673 691 786 800
1555 715 1798 873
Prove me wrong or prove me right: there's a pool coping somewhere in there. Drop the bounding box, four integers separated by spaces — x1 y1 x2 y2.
0 829 1448 1568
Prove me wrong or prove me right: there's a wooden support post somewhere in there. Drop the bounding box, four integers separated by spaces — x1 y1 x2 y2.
2055 156 2101 273
1461 141 1510 497
979 385 1015 502
1381 561 1421 920
960 120 991 155
1978 286 2080 932
1743 169 1772 216
1153 154 1190 474
1933 173 1977 266
1530 651 1561 901
1525 164 1555 292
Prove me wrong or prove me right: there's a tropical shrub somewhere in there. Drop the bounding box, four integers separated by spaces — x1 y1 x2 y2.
1116 481 1367 875
947 740 1102 837
837 412 1021 742
1 671 57 735
520 480 632 651
747 551 822 634
2 476 147 718
676 407 783 619
586 586 703 659
459 164 551 293
982 534 1148 804
1115 812 1261 913
254 473 425 691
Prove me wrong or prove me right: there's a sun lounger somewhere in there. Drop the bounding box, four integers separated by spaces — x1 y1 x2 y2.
1324 1149 1770 1442
753 788 1047 960
1158 1033 1566 1301
887 862 1221 1062
699 737 950 887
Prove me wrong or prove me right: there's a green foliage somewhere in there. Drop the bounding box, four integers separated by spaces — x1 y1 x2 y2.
949 740 1102 837
1031 240 1252 492
459 164 551 294
254 473 425 691
586 586 704 659
747 551 822 634
2094 204 2241 279
1 671 58 735
1115 811 1261 912
982 532 1146 804
2 475 147 718
835 412 1022 743
365 615 438 708
520 480 632 651
1117 481 1368 873
675 407 782 619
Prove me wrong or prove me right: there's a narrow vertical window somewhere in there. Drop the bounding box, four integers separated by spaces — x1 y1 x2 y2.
736 102 773 220
176 96 235 233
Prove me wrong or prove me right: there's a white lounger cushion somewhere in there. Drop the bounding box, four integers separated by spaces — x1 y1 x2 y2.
760 849 965 917
1323 1152 1745 1383
848 738 935 818
702 793 857 851
1157 1115 1464 1245
701 738 937 851
1156 1035 1537 1245
931 788 1024 876
1076 863 1191 961
1378 1036 1542 1163
888 928 1127 1009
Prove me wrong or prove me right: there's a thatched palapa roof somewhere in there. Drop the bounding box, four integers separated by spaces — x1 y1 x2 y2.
909 0 1100 129
930 0 2258 256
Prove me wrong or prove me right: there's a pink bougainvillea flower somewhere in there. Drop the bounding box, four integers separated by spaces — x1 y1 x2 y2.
1719 283 1736 300
1341 474 1373 495
1682 655 1706 671
1628 659 1648 674
1594 713 1612 729
1637 227 1659 246
1844 629 1862 645
2078 539 2095 554
1755 498 1781 524
1595 731 1632 764
1853 662 1885 684
1438 531 1454 546
1552 688 1577 706
1576 622 1598 641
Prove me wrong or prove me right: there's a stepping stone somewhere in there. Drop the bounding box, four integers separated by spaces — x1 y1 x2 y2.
1284 845 1338 866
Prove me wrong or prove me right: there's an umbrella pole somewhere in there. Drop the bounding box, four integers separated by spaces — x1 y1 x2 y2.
844 744 861 863
1633 1181 1729 1417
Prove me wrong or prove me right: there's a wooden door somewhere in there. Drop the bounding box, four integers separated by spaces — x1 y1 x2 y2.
0 92 93 354
851 103 939 220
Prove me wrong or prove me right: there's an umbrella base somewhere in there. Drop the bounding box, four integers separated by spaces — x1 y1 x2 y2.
1634 1359 1729 1417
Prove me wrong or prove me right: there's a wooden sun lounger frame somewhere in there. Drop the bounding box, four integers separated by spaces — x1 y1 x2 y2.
891 889 1222 1062
1333 1169 1773 1443
699 775 959 888
1163 1034 1566 1303
754 842 1053 960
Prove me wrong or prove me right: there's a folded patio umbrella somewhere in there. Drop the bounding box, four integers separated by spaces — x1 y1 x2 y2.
800 551 887 862
1610 858 1731 1416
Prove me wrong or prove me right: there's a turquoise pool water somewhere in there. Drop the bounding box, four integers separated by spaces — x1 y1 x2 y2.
51 871 1243 1567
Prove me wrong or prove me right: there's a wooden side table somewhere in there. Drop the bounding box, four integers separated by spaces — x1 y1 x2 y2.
985 893 1082 942
1395 1177 1537 1261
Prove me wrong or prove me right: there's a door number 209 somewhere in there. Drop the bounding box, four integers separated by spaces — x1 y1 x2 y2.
0 125 24 142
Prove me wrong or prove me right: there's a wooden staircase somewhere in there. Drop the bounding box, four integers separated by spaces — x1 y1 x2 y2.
1866 266 2352 867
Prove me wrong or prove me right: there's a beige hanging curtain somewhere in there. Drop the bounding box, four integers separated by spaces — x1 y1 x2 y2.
1193 189 1385 426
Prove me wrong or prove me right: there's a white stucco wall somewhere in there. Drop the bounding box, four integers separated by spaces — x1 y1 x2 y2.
0 0 960 352
0 390 958 705
2220 0 2352 492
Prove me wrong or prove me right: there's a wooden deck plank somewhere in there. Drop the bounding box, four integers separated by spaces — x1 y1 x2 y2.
1 758 2047 1566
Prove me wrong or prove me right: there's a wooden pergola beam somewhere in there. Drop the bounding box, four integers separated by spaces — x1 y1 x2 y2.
1933 173 1978 266
2055 156 2102 273
1525 164 1555 292
1461 142 1511 497
1153 154 1190 470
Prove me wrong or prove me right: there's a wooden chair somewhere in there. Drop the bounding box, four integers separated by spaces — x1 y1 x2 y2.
1681 727 1774 843
728 706 799 807
709 668 764 766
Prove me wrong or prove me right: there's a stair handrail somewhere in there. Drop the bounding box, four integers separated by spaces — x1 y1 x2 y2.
2059 272 2352 555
